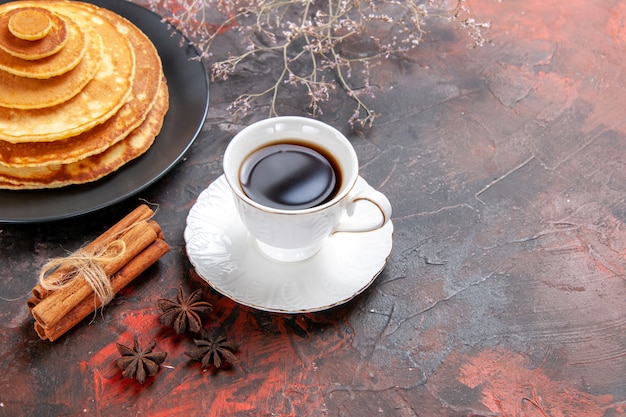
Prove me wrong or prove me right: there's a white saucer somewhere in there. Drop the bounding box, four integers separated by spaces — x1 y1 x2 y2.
184 175 393 313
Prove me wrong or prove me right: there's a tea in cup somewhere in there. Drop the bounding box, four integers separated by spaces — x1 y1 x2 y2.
223 116 391 262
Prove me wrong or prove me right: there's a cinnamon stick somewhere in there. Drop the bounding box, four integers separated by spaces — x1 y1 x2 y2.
26 295 39 310
31 220 157 329
31 204 154 301
35 238 170 341
147 220 165 240
29 219 163 309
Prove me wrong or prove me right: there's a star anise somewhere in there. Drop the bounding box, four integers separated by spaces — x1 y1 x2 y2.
115 337 167 384
157 286 213 334
186 328 238 369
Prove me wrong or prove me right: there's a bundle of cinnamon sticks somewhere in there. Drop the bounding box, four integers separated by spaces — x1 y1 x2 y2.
27 205 170 342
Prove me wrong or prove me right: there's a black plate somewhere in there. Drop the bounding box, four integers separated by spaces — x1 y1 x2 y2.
0 0 209 223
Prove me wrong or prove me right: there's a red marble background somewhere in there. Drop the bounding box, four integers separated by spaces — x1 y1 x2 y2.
1 0 626 415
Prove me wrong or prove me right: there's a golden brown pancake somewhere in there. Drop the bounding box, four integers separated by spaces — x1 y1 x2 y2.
0 7 68 60
0 78 168 189
0 1 135 143
0 79 162 167
0 6 163 166
0 0 170 190
0 28 101 109
9 8 53 40
0 8 84 78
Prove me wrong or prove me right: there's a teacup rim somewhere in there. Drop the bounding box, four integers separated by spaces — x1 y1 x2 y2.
223 116 359 214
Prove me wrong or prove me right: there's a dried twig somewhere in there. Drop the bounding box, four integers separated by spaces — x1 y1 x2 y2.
143 0 491 127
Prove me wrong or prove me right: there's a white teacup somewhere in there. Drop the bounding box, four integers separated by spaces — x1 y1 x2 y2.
223 116 392 262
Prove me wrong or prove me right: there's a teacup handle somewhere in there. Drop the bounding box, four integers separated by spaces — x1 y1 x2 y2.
333 186 392 234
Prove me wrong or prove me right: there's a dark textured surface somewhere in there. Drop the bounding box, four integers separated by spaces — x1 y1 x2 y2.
2 0 626 415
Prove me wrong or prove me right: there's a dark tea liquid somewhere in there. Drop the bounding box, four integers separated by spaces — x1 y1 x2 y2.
240 143 340 210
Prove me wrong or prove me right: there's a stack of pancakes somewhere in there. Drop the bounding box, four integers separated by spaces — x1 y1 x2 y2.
0 0 168 189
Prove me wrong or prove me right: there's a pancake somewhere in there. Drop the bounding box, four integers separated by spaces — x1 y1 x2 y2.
0 78 169 189
0 80 162 167
0 9 84 78
0 7 163 166
8 7 53 41
0 27 101 109
0 7 68 60
0 1 135 143
0 0 170 190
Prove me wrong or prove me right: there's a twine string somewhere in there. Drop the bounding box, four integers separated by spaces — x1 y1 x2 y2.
38 240 127 307
36 203 159 307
